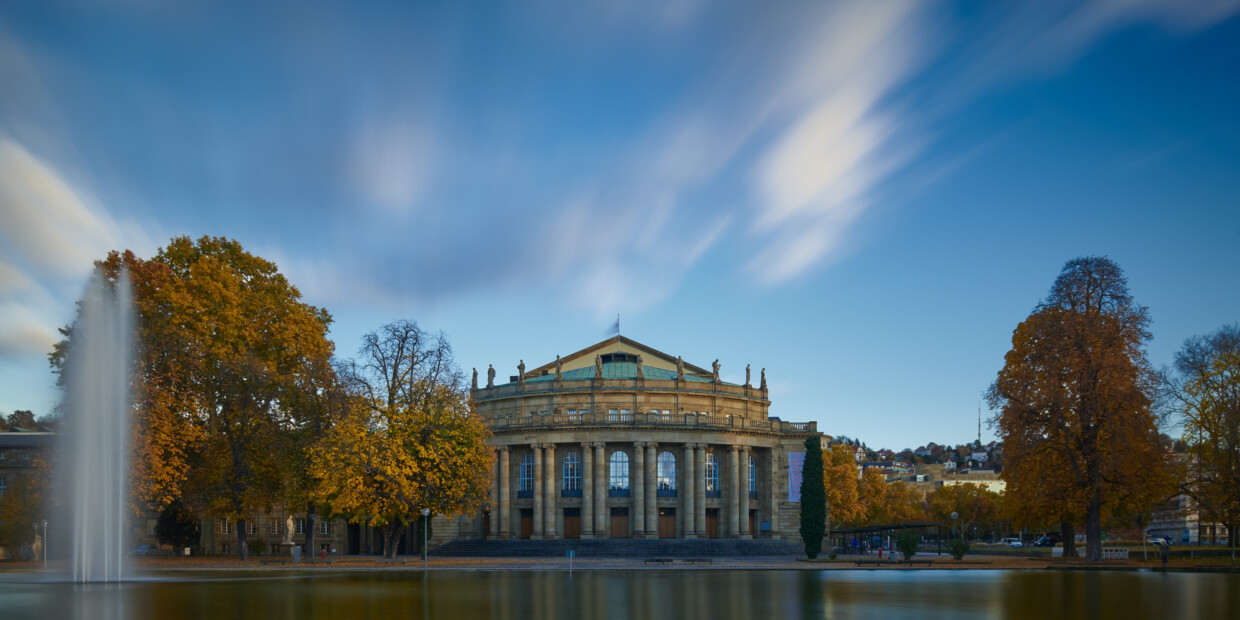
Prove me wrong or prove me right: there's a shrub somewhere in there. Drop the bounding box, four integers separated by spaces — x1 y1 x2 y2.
799 437 826 559
896 530 920 560
948 538 970 560
248 538 266 557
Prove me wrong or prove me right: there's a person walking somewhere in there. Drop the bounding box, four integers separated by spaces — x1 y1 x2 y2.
1159 540 1169 568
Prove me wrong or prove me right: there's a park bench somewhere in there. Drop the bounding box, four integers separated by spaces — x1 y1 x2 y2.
892 560 933 566
260 559 290 565
375 558 408 564
644 558 674 565
682 558 713 565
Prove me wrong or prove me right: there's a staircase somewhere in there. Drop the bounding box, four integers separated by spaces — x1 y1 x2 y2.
432 538 804 558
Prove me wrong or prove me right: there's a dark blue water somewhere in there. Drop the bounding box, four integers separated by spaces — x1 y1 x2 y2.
1 569 1236 619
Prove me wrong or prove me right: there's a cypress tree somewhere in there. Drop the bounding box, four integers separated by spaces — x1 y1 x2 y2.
799 436 826 558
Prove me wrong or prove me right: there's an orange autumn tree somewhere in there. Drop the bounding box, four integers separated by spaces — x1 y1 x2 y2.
823 443 863 537
311 320 491 559
925 483 1002 542
51 238 336 561
988 257 1174 561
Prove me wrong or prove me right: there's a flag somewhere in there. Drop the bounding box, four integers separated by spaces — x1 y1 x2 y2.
607 315 619 336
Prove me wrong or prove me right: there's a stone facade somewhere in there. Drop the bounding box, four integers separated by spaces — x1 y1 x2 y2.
444 336 820 542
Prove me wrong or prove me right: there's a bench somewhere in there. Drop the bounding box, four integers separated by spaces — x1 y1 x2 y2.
644 558 674 565
893 560 933 566
375 558 408 564
260 559 290 565
854 560 888 566
682 558 713 565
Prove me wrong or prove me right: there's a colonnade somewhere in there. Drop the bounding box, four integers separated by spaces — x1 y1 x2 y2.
488 441 757 540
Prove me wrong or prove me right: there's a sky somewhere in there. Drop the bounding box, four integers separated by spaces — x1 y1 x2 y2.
1 1 1238 451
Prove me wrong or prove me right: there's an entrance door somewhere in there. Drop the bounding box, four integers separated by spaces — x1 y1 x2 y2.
659 508 677 538
483 511 490 540
610 507 630 539
564 508 581 539
520 509 533 539
347 523 361 554
705 508 719 539
749 510 756 539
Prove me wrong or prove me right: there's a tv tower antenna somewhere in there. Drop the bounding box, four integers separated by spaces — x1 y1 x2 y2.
978 401 982 447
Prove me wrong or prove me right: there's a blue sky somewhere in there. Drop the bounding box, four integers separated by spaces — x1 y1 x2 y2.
1 1 1237 451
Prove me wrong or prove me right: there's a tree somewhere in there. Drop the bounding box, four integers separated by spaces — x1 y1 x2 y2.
155 499 201 552
5 410 36 430
823 443 862 535
310 320 491 559
988 257 1175 561
50 237 336 561
799 436 826 558
895 529 920 560
925 483 1001 543
1170 324 1240 562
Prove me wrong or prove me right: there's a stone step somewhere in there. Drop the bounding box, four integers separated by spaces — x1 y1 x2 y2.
433 538 804 558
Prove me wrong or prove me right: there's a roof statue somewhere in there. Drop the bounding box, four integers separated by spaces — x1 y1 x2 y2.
554 355 562 380
472 367 479 391
745 364 751 388
517 360 525 384
712 359 720 383
677 356 685 380
636 355 644 380
487 364 495 388
595 354 603 378
760 368 767 390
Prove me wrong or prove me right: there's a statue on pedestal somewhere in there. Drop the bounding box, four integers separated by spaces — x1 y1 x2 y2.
636 355 644 379
517 360 525 384
555 355 562 380
472 368 478 390
487 364 495 388
760 368 767 390
712 359 720 383
594 354 603 378
677 356 685 380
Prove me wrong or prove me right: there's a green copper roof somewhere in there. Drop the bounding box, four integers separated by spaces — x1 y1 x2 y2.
517 362 726 385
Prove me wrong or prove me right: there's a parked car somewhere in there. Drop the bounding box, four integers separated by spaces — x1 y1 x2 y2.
130 544 157 556
1033 536 1058 547
1147 537 1171 546
1008 541 1024 548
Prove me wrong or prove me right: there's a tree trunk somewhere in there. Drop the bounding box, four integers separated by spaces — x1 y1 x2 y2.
1061 521 1077 558
306 504 317 560
1085 494 1103 561
382 522 403 560
200 518 216 555
238 518 249 562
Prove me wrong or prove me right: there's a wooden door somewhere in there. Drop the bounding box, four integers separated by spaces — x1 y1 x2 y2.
705 509 719 539
520 509 533 539
749 511 755 539
658 508 676 539
482 513 490 540
610 507 629 539
563 508 581 539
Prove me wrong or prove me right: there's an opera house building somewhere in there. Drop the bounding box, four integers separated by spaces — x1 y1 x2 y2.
443 336 821 542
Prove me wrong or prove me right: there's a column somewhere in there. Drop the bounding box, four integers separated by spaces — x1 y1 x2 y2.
490 448 501 538
683 444 696 538
581 442 594 539
739 446 751 539
645 443 657 537
728 445 741 537
769 449 781 539
594 443 607 537
633 442 645 538
532 444 544 538
544 443 557 538
695 444 707 537
500 446 511 538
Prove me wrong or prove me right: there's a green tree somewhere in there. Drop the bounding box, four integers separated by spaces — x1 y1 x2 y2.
988 257 1175 561
895 529 920 560
1170 324 1240 562
310 320 491 559
155 499 201 552
925 483 1001 543
799 436 826 558
5 410 36 430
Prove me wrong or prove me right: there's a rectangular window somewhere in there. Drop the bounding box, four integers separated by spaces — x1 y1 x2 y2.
0 451 6 460
296 518 306 535
320 520 330 535
219 543 230 554
246 520 257 535
269 519 281 536
147 519 158 536
21 451 31 460
221 518 232 535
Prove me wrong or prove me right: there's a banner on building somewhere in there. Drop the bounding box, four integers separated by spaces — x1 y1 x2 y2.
788 451 805 502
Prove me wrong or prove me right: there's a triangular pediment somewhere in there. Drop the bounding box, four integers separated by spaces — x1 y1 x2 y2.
524 336 711 379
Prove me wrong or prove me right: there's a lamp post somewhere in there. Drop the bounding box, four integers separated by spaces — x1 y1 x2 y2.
421 508 430 569
41 520 47 570
950 512 958 556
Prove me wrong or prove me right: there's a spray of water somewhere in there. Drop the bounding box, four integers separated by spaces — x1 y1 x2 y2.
63 269 133 582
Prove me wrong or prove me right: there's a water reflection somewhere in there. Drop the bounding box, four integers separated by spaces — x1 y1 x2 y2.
1 569 1237 619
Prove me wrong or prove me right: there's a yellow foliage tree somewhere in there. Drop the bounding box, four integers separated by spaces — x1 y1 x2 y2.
311 320 491 559
823 443 863 531
925 483 1002 542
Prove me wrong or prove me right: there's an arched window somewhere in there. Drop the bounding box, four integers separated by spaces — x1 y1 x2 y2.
705 452 720 496
519 452 535 494
657 451 676 494
748 455 757 496
563 452 581 492
609 451 629 495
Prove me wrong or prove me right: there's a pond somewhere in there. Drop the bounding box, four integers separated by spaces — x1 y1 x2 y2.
1 569 1236 619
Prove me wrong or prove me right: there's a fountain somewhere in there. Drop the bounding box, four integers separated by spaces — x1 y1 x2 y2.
61 269 133 582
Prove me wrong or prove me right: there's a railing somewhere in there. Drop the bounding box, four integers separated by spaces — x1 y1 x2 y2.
561 489 582 498
487 411 816 434
657 488 678 497
609 488 630 497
